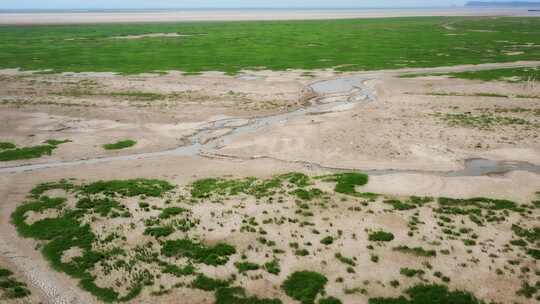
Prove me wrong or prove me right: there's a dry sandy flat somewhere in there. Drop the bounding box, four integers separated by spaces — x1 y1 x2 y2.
0 8 539 25
0 62 539 304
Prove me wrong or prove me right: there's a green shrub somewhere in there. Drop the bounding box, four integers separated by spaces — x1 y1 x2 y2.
368 231 394 242
144 226 174 238
103 139 137 150
319 297 342 304
44 139 71 146
192 274 229 291
400 268 425 278
282 271 328 304
318 172 369 196
264 260 281 275
335 253 356 266
393 246 436 257
321 236 334 245
235 262 260 273
81 179 174 197
292 188 323 200
369 283 484 304
159 207 187 219
0 142 16 150
384 199 415 210
161 264 195 277
161 239 236 266
215 287 282 304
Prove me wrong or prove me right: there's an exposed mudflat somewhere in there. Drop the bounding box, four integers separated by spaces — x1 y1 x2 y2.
0 61 539 304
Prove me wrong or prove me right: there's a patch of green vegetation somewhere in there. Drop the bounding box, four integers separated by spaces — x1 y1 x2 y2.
0 144 57 161
190 177 281 199
77 197 127 218
159 207 187 219
161 263 195 277
384 199 416 210
335 253 356 266
144 226 174 238
280 172 310 187
0 267 31 299
511 224 540 243
44 139 71 146
400 268 425 278
264 260 281 275
215 286 283 304
318 172 369 197
438 113 531 129
320 236 334 245
102 139 137 150
516 281 540 298
369 283 485 304
10 196 121 302
393 246 437 257
81 179 174 197
2 18 540 74
282 271 328 304
192 274 230 291
526 248 540 260
292 188 323 201
439 197 517 210
319 297 343 304
0 142 16 150
161 239 236 266
235 261 260 273
30 179 75 198
368 231 395 242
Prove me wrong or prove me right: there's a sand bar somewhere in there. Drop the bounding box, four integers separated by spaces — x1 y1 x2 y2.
0 8 539 25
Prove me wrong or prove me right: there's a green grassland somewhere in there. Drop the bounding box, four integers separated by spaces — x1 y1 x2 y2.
1 17 540 74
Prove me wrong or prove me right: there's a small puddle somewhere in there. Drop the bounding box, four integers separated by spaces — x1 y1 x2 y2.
447 158 540 177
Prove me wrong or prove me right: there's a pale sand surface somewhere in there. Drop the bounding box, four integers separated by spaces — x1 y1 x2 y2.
0 8 539 25
0 62 539 303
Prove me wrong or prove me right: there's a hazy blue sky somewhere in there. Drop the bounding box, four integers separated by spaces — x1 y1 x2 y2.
0 0 533 10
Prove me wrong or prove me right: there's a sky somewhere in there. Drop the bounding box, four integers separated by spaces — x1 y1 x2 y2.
0 0 534 10
0 0 470 10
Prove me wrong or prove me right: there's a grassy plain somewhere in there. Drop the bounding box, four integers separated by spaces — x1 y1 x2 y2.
0 17 540 74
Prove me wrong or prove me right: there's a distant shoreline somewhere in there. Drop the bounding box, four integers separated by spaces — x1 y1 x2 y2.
0 7 538 25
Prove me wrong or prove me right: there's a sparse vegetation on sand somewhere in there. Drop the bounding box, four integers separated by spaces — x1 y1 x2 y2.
0 267 31 299
102 139 137 150
2 18 540 74
436 112 533 130
9 172 538 303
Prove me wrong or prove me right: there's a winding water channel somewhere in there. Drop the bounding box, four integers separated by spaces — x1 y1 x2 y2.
1 73 539 176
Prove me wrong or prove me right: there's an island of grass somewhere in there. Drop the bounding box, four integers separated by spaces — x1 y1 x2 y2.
103 139 137 150
0 139 70 161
